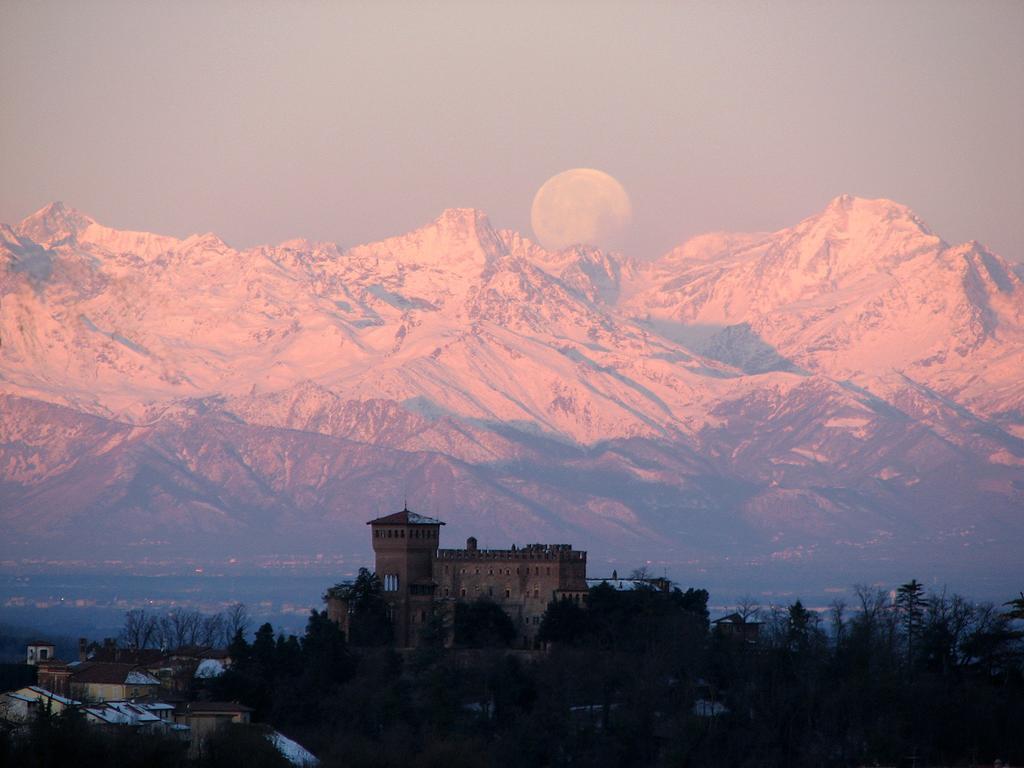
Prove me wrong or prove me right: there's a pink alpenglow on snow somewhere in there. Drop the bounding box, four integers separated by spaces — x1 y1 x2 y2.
0 196 1022 594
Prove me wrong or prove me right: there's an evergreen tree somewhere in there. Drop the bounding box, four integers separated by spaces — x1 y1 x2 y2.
252 622 277 675
453 599 516 648
344 568 393 646
896 579 927 668
301 609 354 686
538 597 588 645
786 599 813 652
228 626 251 666
1004 591 1024 622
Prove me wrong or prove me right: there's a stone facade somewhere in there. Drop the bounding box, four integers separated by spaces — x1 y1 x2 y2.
327 508 589 648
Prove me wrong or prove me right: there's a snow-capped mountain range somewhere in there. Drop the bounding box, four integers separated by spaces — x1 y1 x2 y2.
2 197 1022 588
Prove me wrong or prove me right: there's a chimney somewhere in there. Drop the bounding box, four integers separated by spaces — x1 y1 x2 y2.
79 638 87 662
466 536 477 552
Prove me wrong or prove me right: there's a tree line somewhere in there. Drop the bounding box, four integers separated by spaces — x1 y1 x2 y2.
210 574 1024 766
118 603 251 651
5 574 1023 767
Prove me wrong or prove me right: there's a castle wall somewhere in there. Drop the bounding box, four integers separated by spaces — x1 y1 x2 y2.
433 544 588 648
334 512 589 649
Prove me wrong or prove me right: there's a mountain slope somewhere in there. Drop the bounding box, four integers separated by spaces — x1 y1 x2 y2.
1 197 1021 588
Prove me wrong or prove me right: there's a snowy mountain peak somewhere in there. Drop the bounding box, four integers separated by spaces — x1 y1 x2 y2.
17 201 96 245
434 207 492 230
810 194 935 241
346 208 506 274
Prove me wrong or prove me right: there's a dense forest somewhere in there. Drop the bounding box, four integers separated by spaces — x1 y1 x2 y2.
3 573 1023 767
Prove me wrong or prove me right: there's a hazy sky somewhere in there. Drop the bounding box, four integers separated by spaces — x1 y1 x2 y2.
2 0 1022 260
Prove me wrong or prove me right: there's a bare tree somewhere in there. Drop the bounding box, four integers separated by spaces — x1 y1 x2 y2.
199 613 224 646
221 603 250 645
628 565 651 581
829 598 847 644
735 595 762 623
157 609 204 650
120 609 160 650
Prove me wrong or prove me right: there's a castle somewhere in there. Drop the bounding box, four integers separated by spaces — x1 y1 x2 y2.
325 508 589 648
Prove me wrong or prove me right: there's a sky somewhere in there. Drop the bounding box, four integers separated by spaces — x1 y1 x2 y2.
1 0 1022 260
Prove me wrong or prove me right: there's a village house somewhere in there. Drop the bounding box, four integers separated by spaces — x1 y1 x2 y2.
712 612 762 644
82 699 187 738
0 686 80 724
325 508 589 648
25 641 55 666
176 701 253 756
36 660 161 703
75 638 232 691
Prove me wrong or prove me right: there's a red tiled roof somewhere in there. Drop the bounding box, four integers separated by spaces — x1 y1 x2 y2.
70 662 158 685
168 645 228 660
367 508 445 526
89 647 166 665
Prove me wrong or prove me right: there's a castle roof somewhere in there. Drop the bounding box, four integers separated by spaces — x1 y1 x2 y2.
367 507 445 526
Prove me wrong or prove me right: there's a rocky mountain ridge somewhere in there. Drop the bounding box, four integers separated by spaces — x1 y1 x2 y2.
1 197 1021 587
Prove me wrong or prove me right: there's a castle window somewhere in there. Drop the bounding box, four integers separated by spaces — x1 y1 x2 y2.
444 588 449 596
505 589 510 598
488 569 493 575
460 589 466 597
384 574 400 592
400 529 405 538
533 589 539 598
475 568 480 574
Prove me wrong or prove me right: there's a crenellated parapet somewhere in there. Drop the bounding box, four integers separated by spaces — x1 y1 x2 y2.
436 543 585 562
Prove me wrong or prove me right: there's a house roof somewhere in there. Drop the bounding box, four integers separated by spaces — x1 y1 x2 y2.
184 701 253 714
170 645 229 660
71 662 160 686
713 613 762 625
84 701 164 725
26 639 55 647
367 507 445 526
88 647 167 665
10 686 81 706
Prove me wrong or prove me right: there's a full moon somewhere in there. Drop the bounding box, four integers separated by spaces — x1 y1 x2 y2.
530 168 632 251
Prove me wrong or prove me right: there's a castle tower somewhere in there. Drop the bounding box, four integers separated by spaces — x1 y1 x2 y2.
368 507 444 647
